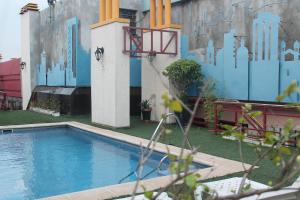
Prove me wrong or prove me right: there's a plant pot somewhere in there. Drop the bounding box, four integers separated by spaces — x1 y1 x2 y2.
142 109 152 121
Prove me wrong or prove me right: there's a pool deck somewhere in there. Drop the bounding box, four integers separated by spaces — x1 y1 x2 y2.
0 122 252 200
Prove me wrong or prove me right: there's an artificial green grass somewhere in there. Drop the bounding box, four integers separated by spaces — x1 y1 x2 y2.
0 110 282 184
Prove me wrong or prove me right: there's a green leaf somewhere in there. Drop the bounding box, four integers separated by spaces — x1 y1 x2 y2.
239 117 246 124
297 139 300 149
185 174 198 188
169 100 183 112
297 156 300 165
268 181 273 186
169 162 178 174
222 124 234 131
279 146 292 155
243 183 251 192
264 132 277 145
168 154 177 161
185 155 193 164
144 191 153 199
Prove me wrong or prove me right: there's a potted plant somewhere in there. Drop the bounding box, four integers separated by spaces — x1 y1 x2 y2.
141 99 152 122
201 80 217 128
163 59 202 125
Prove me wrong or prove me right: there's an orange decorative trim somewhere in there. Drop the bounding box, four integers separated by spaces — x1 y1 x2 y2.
156 24 182 30
20 3 39 15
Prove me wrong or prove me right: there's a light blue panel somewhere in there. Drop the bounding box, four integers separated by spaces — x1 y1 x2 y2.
66 17 78 86
280 41 300 102
143 0 182 11
250 12 280 101
37 52 47 85
76 46 91 86
223 30 235 98
235 40 249 100
249 59 279 101
47 58 65 86
130 57 141 87
213 48 225 97
223 31 249 100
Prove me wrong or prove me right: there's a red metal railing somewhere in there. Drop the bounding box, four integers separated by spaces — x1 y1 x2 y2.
214 101 300 139
123 26 178 57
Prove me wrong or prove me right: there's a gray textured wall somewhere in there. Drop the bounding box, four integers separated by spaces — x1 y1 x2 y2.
140 0 300 52
174 0 300 51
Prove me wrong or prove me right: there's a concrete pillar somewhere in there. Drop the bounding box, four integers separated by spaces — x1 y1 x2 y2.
157 0 163 28
112 0 119 19
100 0 106 23
91 21 130 128
142 29 181 122
165 0 172 26
150 0 156 28
106 0 112 20
20 5 40 110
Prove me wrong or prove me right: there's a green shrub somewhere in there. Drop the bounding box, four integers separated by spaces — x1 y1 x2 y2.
163 59 202 99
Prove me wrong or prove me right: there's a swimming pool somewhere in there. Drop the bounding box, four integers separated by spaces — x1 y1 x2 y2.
0 126 208 200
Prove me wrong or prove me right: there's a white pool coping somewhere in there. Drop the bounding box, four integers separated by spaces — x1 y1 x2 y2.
0 122 252 200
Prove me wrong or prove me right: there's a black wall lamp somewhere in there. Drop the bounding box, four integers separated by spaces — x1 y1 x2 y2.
20 61 26 70
47 0 56 6
95 47 104 62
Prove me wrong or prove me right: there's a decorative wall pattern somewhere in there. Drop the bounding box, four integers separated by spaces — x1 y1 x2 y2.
37 17 91 87
66 17 78 86
182 12 300 103
280 41 300 102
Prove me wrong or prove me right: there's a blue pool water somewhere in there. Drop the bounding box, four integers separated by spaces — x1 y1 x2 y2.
0 126 208 199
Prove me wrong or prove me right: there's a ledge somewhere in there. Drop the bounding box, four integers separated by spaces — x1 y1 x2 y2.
90 18 130 29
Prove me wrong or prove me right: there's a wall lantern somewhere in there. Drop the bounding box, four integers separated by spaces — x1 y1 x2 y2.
47 0 56 6
20 61 26 70
95 47 104 62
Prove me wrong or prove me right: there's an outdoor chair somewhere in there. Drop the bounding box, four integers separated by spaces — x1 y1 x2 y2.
195 176 300 200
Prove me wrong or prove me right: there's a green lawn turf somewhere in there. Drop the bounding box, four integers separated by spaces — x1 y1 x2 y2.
0 110 283 185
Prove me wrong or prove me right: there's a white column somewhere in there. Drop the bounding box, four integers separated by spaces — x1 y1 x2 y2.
91 22 130 128
142 29 181 122
20 10 39 110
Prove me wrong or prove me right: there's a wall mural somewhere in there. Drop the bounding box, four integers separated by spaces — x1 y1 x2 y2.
182 12 300 103
37 17 91 87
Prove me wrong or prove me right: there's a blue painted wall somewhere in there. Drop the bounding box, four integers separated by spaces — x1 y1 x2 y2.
182 12 300 103
47 57 65 86
130 57 142 87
